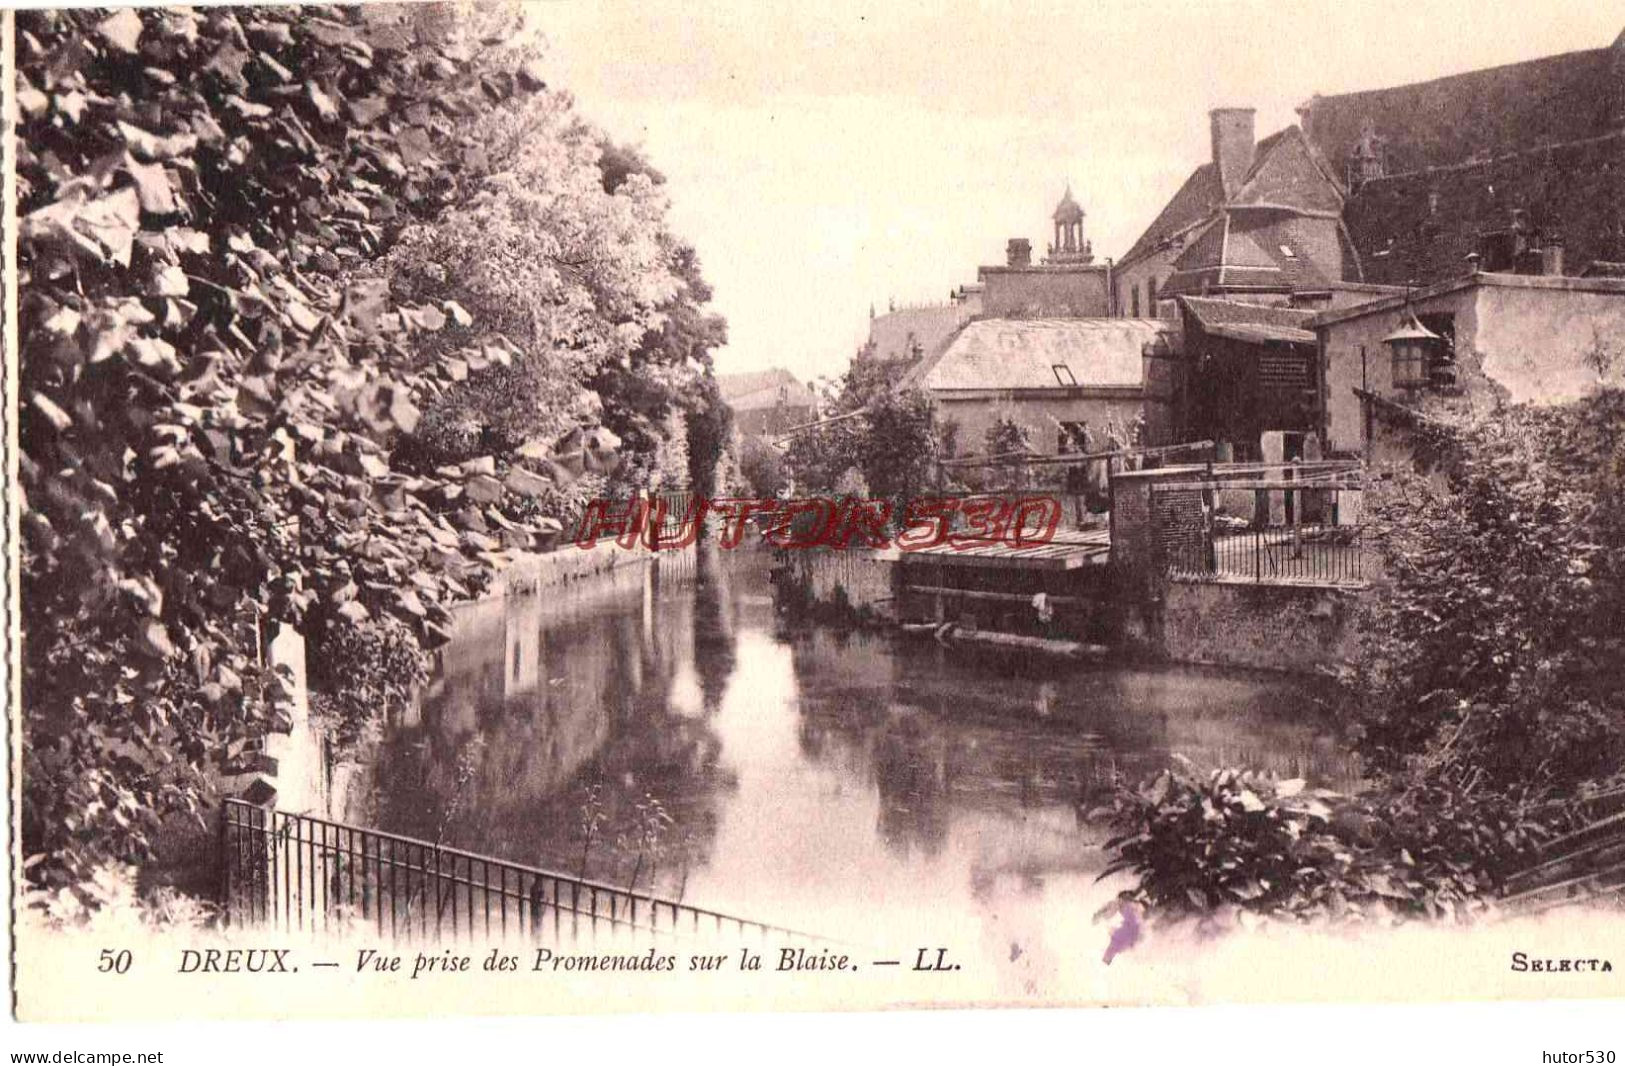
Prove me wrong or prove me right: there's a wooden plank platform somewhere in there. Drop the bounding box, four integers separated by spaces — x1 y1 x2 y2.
897 527 1111 571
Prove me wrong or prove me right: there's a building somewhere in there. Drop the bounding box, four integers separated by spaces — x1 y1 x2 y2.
859 290 980 370
977 188 1113 318
1299 29 1625 287
914 317 1179 456
1114 109 1355 317
1175 297 1321 462
717 368 819 437
1311 271 1625 462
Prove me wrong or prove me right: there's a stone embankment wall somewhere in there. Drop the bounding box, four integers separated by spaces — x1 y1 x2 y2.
1110 466 1366 675
234 541 671 813
1160 579 1361 674
481 539 658 601
779 548 896 620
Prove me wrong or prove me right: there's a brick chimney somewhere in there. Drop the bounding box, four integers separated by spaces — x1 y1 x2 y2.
1210 107 1257 197
1006 238 1032 267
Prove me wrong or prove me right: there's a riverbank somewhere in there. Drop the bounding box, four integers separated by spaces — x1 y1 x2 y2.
781 544 1363 677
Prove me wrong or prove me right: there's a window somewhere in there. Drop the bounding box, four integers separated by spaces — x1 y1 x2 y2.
1279 244 1297 259
1051 364 1077 387
1057 421 1088 452
1390 343 1431 389
1147 276 1159 313
1418 312 1458 386
1131 284 1140 317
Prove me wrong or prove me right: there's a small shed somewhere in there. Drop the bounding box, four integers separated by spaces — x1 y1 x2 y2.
1176 297 1320 461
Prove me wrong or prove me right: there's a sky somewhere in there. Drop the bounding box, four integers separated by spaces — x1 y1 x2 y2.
530 0 1624 383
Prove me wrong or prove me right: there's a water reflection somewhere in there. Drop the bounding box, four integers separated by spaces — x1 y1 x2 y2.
351 545 1354 935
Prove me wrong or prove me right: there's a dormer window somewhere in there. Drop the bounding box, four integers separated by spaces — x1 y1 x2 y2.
1052 364 1078 387
1279 244 1297 259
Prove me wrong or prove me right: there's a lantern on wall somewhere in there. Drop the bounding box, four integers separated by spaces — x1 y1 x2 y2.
1382 307 1440 389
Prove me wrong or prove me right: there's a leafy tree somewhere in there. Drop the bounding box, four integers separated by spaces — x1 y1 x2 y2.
15 3 722 906
1103 388 1625 925
737 433 788 498
781 355 937 510
685 374 734 501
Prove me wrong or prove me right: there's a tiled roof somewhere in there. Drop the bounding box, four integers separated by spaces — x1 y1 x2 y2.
921 318 1172 392
1180 296 1318 333
1343 132 1625 287
1162 217 1229 294
1120 163 1226 267
1162 211 1341 295
1120 126 1348 278
1301 44 1621 180
1204 322 1317 345
1231 127 1344 213
865 303 974 365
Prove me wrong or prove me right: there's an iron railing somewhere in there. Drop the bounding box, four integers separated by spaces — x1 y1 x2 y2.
1164 521 1365 585
221 800 809 944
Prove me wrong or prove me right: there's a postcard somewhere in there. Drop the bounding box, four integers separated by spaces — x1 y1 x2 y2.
9 0 1625 1028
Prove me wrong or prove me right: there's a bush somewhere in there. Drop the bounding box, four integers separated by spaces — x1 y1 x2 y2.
1352 389 1625 794
1103 389 1625 927
1100 759 1557 925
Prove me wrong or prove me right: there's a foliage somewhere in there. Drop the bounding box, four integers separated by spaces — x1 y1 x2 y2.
685 374 733 501
591 240 728 480
984 414 1035 491
1104 389 1625 927
308 617 428 757
781 355 938 513
386 113 720 472
1351 389 1625 794
861 388 940 512
783 416 864 496
15 4 720 903
24 862 217 931
1100 760 1554 924
737 433 788 498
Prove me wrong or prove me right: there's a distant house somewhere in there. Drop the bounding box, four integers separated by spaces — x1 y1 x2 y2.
1299 28 1625 286
717 369 819 436
859 291 980 371
914 317 1179 455
1114 109 1355 317
1311 271 1625 464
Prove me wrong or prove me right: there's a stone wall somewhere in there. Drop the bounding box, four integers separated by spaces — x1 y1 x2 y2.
486 540 657 600
1110 466 1367 674
1161 579 1361 674
1152 486 1204 566
784 548 896 619
978 264 1112 317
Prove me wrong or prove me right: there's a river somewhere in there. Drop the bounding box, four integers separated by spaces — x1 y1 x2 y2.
336 545 1355 951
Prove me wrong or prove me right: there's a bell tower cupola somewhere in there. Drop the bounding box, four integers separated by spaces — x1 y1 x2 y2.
1047 185 1093 264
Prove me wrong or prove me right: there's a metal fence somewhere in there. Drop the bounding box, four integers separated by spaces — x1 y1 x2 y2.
1164 522 1365 585
221 800 807 944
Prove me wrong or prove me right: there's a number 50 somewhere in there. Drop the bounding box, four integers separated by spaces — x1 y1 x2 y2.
98 948 132 974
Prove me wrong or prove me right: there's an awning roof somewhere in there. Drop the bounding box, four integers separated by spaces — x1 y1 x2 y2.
1205 322 1317 345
